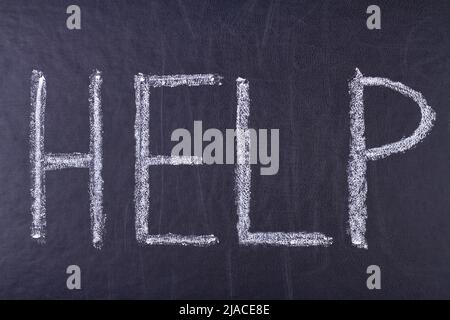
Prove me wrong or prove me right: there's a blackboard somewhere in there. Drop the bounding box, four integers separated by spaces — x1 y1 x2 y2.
1 0 450 299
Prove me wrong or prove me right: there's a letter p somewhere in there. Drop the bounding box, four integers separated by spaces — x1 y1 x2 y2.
347 68 436 249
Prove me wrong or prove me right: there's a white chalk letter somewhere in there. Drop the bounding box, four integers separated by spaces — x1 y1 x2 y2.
348 68 436 249
30 70 104 249
134 73 222 246
234 78 333 246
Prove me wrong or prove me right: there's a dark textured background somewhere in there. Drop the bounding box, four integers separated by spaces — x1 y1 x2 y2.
0 0 450 299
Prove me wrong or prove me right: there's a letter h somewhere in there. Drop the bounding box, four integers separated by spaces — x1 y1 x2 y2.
30 70 104 249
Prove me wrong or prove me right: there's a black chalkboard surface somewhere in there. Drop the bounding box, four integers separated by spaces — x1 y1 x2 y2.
0 0 450 299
